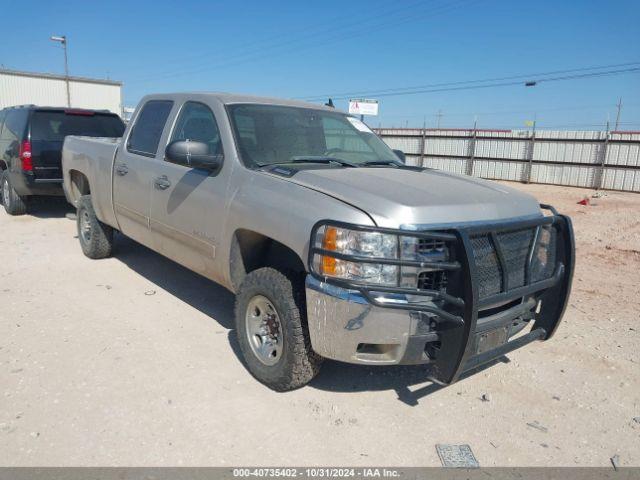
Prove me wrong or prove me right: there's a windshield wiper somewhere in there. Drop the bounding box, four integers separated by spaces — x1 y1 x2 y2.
361 160 403 167
264 156 358 168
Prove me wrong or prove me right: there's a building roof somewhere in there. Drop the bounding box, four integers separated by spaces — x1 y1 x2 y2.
0 68 122 86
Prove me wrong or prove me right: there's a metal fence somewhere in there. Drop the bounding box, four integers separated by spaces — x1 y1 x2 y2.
374 128 640 192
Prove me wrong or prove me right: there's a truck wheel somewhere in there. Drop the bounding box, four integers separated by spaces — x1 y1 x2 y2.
235 268 322 391
1 172 28 216
77 195 113 259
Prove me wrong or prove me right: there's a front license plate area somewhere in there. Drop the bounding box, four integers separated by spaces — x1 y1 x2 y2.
474 326 509 354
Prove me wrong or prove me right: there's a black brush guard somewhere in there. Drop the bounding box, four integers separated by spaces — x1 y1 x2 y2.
308 205 575 384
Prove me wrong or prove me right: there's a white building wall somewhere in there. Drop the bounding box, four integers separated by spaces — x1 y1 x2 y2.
0 70 122 115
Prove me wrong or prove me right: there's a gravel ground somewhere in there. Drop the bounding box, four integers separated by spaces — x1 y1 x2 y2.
0 183 638 467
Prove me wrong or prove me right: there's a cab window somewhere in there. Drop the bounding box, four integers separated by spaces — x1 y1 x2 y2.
170 102 222 156
127 100 173 157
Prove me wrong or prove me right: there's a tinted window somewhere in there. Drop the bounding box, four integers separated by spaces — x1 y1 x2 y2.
234 113 257 145
170 102 222 155
322 116 373 153
0 110 28 143
30 111 125 142
127 100 173 157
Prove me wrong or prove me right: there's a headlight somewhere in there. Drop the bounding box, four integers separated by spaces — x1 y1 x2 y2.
312 225 399 285
311 223 453 289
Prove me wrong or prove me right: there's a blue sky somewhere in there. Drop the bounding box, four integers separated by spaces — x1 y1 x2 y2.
1 0 639 129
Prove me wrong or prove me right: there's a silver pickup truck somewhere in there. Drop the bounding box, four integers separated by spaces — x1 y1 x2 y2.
62 93 574 391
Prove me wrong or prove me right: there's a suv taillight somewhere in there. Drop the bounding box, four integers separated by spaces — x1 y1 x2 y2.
20 140 33 171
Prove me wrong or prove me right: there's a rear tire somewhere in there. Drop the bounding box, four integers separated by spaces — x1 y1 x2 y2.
77 195 113 259
1 172 28 216
235 268 322 391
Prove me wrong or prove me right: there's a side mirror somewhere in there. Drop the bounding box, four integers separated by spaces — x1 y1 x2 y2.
392 149 406 163
165 140 222 171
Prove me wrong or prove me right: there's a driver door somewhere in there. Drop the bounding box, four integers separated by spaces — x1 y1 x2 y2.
149 101 226 278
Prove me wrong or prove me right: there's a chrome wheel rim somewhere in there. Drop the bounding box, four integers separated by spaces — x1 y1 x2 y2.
2 179 9 206
80 210 92 242
245 295 283 366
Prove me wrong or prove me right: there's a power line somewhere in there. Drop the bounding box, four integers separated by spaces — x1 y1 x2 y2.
302 65 640 101
381 103 624 118
126 0 431 81
301 61 640 101
127 0 474 84
132 0 406 75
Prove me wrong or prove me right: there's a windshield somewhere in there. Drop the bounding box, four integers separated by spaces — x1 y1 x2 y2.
227 104 400 168
31 111 125 142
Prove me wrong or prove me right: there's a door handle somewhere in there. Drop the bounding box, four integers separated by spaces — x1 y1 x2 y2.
154 175 172 190
115 163 129 176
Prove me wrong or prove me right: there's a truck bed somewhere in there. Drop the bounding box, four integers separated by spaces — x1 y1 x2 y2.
62 136 121 228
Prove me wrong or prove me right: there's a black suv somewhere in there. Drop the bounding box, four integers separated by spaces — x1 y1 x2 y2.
0 105 125 215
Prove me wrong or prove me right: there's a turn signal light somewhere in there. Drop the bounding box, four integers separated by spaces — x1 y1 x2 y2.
321 226 338 275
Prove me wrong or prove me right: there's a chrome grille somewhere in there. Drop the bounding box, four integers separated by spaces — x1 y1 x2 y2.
418 238 446 255
498 229 535 289
471 226 556 299
531 225 557 283
470 235 502 298
418 270 448 292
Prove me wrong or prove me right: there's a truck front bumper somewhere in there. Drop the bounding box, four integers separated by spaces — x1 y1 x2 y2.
305 206 575 385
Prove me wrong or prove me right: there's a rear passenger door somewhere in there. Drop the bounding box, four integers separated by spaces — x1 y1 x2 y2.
149 101 227 278
113 100 173 247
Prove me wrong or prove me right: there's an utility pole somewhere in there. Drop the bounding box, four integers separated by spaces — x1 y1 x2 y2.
466 116 478 177
419 117 426 166
435 110 443 129
526 114 537 184
614 97 622 131
50 35 70 107
596 119 611 190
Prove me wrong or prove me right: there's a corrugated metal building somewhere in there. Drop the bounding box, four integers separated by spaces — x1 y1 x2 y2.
0 69 122 115
375 128 640 192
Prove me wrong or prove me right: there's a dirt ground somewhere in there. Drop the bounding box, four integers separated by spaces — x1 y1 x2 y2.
0 182 638 467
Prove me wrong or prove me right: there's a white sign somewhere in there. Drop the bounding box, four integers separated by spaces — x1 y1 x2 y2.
348 98 379 116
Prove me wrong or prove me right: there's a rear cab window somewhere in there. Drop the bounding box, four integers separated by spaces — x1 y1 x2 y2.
127 100 174 157
30 110 125 142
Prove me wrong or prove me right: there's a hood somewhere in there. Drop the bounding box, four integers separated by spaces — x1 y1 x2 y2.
277 167 542 228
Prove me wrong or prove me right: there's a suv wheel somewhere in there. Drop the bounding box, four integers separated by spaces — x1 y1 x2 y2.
1 172 28 216
77 195 114 259
235 268 323 391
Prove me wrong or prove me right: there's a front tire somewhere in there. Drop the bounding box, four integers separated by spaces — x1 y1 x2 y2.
77 195 114 259
235 268 322 391
1 172 28 216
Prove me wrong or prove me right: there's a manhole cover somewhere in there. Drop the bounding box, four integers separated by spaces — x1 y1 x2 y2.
436 444 479 468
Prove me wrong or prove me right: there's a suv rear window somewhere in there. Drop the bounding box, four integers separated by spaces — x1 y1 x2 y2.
31 111 125 142
1 109 29 143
